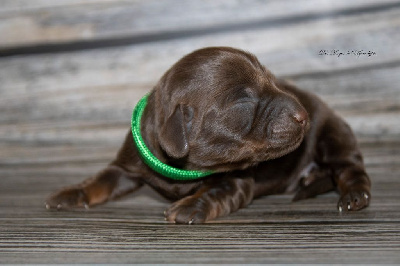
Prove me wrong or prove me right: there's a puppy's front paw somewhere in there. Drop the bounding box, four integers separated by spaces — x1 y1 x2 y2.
45 187 89 210
164 196 209 224
337 190 370 212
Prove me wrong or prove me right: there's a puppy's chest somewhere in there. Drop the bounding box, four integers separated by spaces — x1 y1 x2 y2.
253 143 314 191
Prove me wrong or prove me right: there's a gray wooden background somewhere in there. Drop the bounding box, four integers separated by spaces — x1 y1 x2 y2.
1 0 399 264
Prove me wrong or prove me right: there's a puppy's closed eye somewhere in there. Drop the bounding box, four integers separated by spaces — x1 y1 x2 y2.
224 87 258 106
222 94 258 135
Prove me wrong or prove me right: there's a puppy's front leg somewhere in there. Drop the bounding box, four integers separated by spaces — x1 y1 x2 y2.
319 117 371 212
46 165 143 210
165 176 254 224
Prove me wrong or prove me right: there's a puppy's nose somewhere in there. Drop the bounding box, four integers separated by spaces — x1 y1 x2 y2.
293 110 308 128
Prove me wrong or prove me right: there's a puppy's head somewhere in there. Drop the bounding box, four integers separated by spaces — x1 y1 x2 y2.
154 47 309 172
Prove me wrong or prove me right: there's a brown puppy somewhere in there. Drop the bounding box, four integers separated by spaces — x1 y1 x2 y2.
46 47 371 223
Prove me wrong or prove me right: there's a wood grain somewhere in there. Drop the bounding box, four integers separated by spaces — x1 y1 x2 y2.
1 6 399 146
1 144 399 264
1 0 398 48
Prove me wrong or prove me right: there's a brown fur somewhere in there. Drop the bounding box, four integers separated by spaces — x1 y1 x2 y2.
46 47 371 223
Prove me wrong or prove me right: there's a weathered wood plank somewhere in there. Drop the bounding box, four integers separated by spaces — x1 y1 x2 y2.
1 186 399 263
1 217 399 264
1 141 397 184
1 65 399 148
0 9 396 159
0 0 119 12
1 8 399 117
1 140 398 171
1 61 398 136
2 6 399 92
0 145 399 264
0 0 399 48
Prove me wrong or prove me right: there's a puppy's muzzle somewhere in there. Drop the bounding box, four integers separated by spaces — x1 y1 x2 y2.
269 99 309 145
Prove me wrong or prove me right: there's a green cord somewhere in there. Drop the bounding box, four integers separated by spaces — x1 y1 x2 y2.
131 94 214 180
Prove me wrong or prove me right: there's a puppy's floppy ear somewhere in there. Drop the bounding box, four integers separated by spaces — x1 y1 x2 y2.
159 104 193 159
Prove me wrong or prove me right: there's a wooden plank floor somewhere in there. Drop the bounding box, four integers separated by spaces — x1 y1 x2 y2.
1 143 400 264
1 0 400 264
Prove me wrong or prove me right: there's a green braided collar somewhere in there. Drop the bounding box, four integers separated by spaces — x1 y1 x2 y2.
131 94 213 180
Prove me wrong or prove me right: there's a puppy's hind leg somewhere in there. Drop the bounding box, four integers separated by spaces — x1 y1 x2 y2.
292 166 336 202
45 165 143 210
